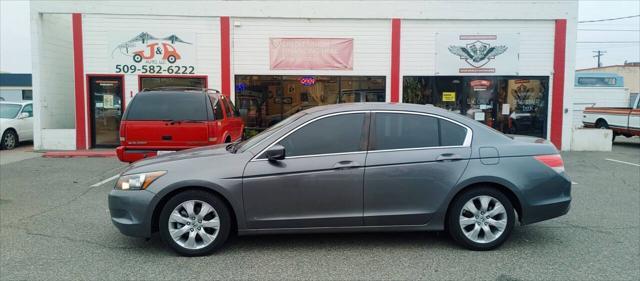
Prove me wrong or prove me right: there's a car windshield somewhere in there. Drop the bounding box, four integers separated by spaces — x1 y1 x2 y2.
0 104 22 119
235 111 308 153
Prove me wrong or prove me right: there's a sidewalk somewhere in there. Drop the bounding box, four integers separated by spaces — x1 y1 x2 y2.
0 143 40 165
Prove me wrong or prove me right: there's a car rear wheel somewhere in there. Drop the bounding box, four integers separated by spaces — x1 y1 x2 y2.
159 190 231 256
447 187 515 251
1 129 18 150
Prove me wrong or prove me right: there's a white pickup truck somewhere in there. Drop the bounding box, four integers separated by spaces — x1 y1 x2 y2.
583 93 640 140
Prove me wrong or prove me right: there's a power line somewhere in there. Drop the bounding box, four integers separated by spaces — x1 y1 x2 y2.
578 29 640 31
576 41 640 43
579 15 640 23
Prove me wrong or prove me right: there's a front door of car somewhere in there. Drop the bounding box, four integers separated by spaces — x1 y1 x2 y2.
17 104 34 140
363 112 472 226
242 112 368 229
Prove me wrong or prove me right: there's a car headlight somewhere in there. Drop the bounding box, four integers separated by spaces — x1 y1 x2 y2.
115 171 166 190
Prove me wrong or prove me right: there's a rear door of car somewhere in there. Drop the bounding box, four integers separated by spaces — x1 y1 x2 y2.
122 92 210 149
363 111 472 226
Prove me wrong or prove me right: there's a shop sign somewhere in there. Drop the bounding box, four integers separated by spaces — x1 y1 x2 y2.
442 92 456 102
110 32 197 75
299 76 316 86
270 38 353 70
436 33 519 75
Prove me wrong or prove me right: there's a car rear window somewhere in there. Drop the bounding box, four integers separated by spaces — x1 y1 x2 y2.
125 93 208 121
439 119 468 146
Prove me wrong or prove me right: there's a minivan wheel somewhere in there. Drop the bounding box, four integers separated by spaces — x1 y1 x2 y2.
447 187 515 251
159 190 231 256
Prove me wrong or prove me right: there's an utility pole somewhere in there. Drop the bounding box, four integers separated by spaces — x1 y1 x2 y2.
593 50 607 68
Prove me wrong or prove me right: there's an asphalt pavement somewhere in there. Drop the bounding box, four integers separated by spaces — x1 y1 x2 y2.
0 139 638 280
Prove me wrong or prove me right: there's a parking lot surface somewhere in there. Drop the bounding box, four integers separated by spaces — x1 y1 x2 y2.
1 139 639 280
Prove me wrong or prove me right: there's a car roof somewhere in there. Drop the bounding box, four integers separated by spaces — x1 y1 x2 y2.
138 87 222 96
0 101 31 106
300 102 439 114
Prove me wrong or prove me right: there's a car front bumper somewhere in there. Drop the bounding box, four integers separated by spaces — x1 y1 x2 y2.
108 189 155 238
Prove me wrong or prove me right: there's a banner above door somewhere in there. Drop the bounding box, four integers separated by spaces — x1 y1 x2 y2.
269 38 354 70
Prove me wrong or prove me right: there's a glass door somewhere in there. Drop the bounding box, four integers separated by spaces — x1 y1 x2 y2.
89 76 123 147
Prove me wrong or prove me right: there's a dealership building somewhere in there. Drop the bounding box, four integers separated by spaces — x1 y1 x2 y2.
30 0 578 151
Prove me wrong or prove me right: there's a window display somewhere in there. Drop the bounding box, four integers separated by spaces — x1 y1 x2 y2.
235 75 385 130
403 76 548 138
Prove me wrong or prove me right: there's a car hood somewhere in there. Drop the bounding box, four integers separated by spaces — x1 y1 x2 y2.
125 144 233 172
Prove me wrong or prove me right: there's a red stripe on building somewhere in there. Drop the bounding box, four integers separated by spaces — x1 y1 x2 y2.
390 18 401 103
72 13 86 150
220 16 231 98
550 19 567 149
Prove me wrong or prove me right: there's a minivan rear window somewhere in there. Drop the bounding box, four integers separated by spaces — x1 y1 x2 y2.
125 93 208 121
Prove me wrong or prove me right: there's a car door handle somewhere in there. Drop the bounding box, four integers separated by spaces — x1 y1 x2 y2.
333 161 360 169
436 153 463 161
162 135 172 141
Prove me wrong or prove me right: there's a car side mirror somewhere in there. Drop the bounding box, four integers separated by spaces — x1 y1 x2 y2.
264 144 285 161
17 112 30 119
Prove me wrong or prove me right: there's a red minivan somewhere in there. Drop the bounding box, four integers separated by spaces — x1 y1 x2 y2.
116 88 244 162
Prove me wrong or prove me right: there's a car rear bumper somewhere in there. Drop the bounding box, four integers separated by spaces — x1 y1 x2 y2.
521 198 571 225
521 173 572 225
116 146 203 163
116 146 158 163
108 189 155 238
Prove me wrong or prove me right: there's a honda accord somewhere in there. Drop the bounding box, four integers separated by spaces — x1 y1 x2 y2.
108 103 571 256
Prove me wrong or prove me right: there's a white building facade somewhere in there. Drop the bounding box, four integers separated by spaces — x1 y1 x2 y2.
30 0 578 150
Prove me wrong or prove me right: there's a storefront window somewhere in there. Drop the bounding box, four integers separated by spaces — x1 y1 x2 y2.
403 76 549 138
235 75 385 131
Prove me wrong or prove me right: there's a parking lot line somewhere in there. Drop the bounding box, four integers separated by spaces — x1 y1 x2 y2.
605 158 640 167
90 174 120 187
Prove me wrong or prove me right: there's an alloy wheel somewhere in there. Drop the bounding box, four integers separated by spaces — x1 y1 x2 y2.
3 132 16 149
459 195 508 244
168 200 220 250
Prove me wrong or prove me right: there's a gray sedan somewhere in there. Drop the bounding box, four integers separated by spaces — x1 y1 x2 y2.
109 103 571 256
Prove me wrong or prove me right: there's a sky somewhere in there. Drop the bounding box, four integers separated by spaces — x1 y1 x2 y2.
1 0 639 73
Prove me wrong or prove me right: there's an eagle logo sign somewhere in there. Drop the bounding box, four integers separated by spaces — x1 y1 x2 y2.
448 41 508 68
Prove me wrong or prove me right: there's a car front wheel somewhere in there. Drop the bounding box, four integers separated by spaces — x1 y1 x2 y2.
1 129 18 150
159 190 231 256
447 187 515 251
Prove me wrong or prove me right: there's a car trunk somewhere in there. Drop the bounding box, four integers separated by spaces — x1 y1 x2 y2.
123 120 209 148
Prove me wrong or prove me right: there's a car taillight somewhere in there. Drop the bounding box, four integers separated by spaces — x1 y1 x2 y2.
534 154 565 173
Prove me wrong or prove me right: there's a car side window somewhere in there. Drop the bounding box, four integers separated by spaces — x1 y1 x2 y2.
214 100 224 120
372 113 439 150
275 113 365 157
230 100 240 116
21 104 33 117
223 98 233 117
439 119 467 146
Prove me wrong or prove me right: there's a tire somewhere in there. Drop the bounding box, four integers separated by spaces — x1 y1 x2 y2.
447 187 515 251
159 190 231 256
595 120 618 143
1 129 18 150
224 136 232 143
595 119 609 129
167 55 176 64
133 54 142 63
